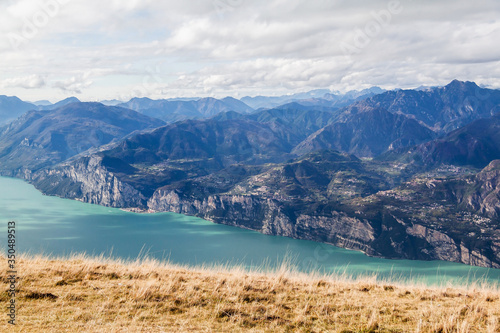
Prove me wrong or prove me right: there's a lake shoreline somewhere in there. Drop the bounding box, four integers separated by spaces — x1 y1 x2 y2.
2 175 500 286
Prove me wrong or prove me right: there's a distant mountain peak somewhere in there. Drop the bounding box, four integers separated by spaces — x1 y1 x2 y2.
0 94 23 101
129 97 154 102
35 96 82 111
32 100 53 106
99 99 124 106
198 97 218 101
221 96 240 102
60 96 81 103
443 79 479 91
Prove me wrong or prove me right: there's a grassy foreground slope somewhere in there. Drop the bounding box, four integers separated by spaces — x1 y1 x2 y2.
1 255 499 332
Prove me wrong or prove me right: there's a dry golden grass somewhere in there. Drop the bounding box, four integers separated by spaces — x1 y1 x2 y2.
1 254 500 332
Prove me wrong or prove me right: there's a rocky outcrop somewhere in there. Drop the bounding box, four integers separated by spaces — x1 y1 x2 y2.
294 214 377 255
31 155 146 208
147 186 500 268
459 241 499 268
466 160 500 218
148 189 379 255
406 224 498 268
406 224 461 261
148 189 293 233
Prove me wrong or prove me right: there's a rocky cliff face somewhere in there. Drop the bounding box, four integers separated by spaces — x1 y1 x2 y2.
406 223 498 268
147 187 500 268
466 160 500 218
147 189 378 256
31 155 146 208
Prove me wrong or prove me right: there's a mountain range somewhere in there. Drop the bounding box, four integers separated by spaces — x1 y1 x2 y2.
337 80 500 133
0 96 83 125
1 80 500 268
0 95 39 125
240 87 385 109
396 113 500 168
117 97 254 123
0 102 164 174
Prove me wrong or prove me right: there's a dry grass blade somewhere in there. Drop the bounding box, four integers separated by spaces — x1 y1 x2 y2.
0 254 499 332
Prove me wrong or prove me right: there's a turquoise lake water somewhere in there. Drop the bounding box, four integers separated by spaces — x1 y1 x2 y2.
1 176 499 286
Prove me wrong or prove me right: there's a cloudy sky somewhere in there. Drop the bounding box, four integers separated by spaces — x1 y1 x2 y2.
0 0 499 102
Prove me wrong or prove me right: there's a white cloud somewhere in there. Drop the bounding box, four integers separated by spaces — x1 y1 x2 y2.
0 0 499 100
52 72 93 94
2 74 46 89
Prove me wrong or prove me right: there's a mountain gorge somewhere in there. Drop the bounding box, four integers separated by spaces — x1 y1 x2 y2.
2 80 500 268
